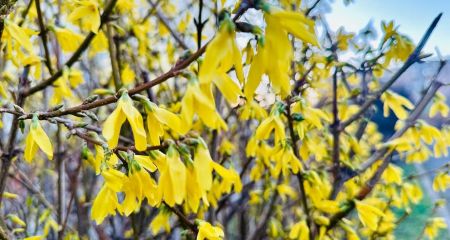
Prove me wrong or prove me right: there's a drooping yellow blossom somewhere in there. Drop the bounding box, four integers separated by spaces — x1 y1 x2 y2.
8 214 26 227
277 183 297 201
181 78 227 132
289 220 309 240
121 64 136 85
120 159 158 215
51 67 75 105
68 0 101 34
91 185 121 224
21 55 42 80
142 99 182 146
24 115 53 162
185 163 208 213
116 0 134 13
381 91 414 120
210 161 242 193
102 168 126 192
432 172 450 192
255 115 286 144
150 209 171 235
382 164 403 185
194 141 214 192
197 221 224 240
354 200 385 231
199 18 244 84
424 217 448 239
24 236 43 240
91 168 125 224
54 27 84 52
102 92 147 151
429 93 449 118
271 144 303 177
2 191 18 199
244 6 318 99
4 20 34 53
156 145 186 206
89 30 108 56
198 17 243 106
240 100 268 120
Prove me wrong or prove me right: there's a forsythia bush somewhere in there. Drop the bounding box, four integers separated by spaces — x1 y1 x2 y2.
0 0 449 239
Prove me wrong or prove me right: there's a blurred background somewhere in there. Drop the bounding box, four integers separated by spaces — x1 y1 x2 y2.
319 0 450 238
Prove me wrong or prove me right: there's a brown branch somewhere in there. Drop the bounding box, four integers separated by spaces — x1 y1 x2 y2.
53 117 164 153
0 66 30 207
163 203 198 234
305 0 322 16
330 68 341 200
20 44 207 121
106 23 122 90
285 98 311 219
35 0 55 75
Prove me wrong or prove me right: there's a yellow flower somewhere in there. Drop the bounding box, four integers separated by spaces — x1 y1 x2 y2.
51 69 74 105
2 191 18 199
193 141 214 193
142 100 182 146
354 200 385 231
210 161 242 193
24 115 53 162
277 184 297 201
91 167 125 223
199 19 244 84
197 221 224 240
211 72 242 106
121 164 157 215
219 139 235 155
244 6 318 99
116 0 134 13
102 168 125 192
198 18 243 106
432 172 450 192
91 185 120 224
255 115 286 144
313 200 341 214
289 220 309 240
8 214 26 227
266 6 319 46
68 0 101 33
424 218 447 239
381 91 414 120
181 79 227 132
150 210 171 235
54 27 84 52
102 92 147 151
382 164 403 185
429 93 449 118
121 64 135 85
156 145 186 206
89 30 108 56
24 236 43 240
240 100 268 120
4 20 33 53
185 163 208 213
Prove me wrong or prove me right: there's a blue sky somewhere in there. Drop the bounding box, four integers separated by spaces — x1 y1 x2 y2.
326 0 450 55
